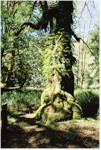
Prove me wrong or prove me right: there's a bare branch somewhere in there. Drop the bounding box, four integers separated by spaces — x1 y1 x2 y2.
85 2 92 18
78 2 86 21
78 0 94 22
80 38 98 64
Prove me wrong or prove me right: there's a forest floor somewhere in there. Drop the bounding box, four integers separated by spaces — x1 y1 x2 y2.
1 112 99 148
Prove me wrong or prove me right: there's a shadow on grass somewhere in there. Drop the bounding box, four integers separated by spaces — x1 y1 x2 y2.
34 126 99 148
1 118 99 148
8 111 36 125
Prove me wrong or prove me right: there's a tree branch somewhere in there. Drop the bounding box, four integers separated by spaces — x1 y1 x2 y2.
72 31 98 63
15 1 48 36
72 31 80 42
80 38 98 64
14 20 42 36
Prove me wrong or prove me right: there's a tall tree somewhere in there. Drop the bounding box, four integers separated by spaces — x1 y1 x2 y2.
11 1 82 124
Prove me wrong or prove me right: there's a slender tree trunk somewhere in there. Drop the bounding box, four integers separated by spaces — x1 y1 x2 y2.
1 104 7 139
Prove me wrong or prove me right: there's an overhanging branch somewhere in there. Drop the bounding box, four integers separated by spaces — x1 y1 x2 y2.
72 31 80 42
15 1 49 36
15 20 43 36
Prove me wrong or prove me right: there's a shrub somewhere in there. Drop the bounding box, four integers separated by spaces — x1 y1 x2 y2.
74 89 99 118
1 89 42 112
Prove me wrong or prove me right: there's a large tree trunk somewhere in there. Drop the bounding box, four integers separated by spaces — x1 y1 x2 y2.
34 1 82 124
44 1 75 95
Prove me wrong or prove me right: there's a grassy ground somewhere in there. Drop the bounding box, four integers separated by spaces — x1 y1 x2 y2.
1 112 99 148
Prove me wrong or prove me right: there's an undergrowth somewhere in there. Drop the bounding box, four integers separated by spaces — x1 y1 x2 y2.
1 89 42 112
74 89 99 118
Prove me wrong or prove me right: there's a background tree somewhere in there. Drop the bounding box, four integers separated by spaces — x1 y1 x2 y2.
1 1 46 88
1 1 46 135
74 26 99 89
87 25 99 88
72 0 99 89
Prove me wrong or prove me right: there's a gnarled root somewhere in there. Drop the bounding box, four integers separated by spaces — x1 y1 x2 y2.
33 88 82 124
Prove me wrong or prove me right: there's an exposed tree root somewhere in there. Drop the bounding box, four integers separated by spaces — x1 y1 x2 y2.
33 88 82 125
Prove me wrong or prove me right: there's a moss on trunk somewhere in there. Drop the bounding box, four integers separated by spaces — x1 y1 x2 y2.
33 2 82 125
34 86 82 125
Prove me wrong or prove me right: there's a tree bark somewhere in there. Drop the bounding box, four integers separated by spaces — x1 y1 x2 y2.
1 104 7 139
14 1 82 124
34 1 82 124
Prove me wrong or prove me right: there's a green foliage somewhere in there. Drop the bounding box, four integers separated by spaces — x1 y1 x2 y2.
74 89 99 117
43 32 72 80
1 1 46 88
1 90 42 112
42 34 54 79
89 26 99 64
75 89 99 104
73 24 99 89
87 26 99 89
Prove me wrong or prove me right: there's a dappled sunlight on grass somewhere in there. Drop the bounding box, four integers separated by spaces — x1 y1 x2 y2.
1 111 99 148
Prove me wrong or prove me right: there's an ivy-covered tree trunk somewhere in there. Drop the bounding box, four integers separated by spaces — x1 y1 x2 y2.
14 1 81 124
34 1 82 124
